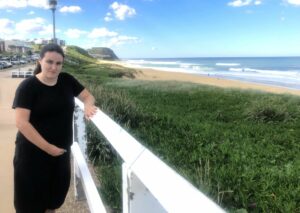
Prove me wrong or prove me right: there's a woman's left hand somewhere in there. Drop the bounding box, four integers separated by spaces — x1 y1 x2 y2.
78 88 97 120
84 104 98 120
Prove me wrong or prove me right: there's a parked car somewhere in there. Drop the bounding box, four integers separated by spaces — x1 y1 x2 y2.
25 71 33 77
0 61 12 68
11 60 21 65
1 57 10 61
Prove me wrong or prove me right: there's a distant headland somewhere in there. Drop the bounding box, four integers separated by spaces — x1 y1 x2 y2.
87 47 119 61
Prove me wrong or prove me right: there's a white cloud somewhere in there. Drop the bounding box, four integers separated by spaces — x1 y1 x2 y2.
254 0 262 5
28 11 35 15
104 16 113 22
88 28 118 38
59 6 82 13
38 25 55 36
16 18 46 34
80 27 139 48
80 40 99 49
28 0 49 8
228 0 252 7
286 0 300 5
0 0 26 8
0 0 48 9
106 35 139 47
0 17 53 39
0 18 15 35
104 12 113 22
110 2 136 20
64 29 87 39
6 9 13 13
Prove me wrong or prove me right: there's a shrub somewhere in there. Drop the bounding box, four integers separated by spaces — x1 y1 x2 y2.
244 97 296 123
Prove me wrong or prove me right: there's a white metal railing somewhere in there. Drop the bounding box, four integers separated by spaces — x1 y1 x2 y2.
11 70 33 78
73 98 225 213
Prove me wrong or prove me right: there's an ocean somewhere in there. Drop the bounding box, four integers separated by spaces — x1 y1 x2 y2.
123 57 300 90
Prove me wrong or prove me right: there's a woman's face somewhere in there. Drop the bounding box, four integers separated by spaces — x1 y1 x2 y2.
39 51 64 79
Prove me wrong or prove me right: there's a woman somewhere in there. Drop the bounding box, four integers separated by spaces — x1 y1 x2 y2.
12 43 97 213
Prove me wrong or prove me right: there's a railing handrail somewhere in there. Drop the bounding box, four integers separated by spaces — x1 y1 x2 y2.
75 98 224 212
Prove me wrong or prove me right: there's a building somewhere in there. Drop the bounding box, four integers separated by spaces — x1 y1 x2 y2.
4 40 32 54
57 39 66 46
0 38 65 54
32 38 66 46
0 39 5 53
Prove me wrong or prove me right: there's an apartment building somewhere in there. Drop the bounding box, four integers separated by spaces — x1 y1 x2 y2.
0 38 66 54
4 40 32 54
0 39 5 52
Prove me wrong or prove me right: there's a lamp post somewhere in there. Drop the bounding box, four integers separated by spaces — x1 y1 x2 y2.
49 0 57 44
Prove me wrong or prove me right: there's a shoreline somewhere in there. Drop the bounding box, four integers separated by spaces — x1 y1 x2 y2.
99 60 300 96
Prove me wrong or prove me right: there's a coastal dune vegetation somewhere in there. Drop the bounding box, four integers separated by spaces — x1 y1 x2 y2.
64 46 300 213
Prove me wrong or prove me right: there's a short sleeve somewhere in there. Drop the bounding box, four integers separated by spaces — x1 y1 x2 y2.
65 73 85 97
12 79 35 110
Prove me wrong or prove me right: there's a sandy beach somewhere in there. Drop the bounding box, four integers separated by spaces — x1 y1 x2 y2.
100 60 300 97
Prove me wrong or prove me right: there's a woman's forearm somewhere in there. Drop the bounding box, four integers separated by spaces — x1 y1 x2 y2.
78 89 97 119
16 121 51 153
83 93 95 106
17 121 66 156
78 88 95 106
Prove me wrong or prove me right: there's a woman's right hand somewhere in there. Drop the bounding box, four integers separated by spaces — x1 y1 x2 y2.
46 144 67 157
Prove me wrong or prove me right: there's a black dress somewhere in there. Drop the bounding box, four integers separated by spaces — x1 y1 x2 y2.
12 72 84 213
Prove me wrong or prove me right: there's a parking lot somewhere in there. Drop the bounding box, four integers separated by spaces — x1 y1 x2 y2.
0 64 35 79
0 54 38 70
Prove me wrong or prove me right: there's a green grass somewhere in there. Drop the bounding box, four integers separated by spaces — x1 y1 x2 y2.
65 46 300 213
86 79 300 213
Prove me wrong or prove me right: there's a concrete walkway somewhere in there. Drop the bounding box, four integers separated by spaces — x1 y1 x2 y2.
0 67 90 213
0 70 21 213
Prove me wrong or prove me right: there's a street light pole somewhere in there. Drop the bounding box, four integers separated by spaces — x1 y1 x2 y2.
49 0 57 44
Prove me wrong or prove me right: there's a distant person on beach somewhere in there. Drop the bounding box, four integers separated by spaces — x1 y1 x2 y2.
12 43 97 213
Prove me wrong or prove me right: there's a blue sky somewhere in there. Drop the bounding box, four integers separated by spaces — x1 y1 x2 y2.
0 0 300 58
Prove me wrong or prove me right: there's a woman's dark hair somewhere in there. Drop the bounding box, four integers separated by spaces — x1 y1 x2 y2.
34 43 65 75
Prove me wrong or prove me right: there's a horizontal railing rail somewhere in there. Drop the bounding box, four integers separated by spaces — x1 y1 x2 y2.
11 70 33 78
71 143 107 213
74 98 225 213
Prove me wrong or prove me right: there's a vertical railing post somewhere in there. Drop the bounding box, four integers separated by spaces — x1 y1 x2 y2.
73 104 88 159
73 156 86 200
122 163 130 213
73 104 87 201
122 163 167 213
